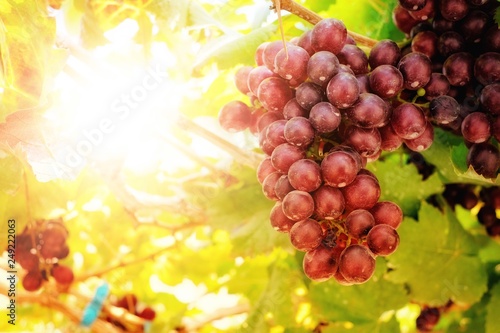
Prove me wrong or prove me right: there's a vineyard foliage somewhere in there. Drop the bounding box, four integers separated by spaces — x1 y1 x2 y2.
0 0 499 332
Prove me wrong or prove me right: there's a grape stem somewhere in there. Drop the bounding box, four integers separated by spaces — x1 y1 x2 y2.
271 0 378 48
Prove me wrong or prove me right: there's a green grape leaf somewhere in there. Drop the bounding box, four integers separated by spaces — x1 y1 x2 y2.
494 5 500 26
367 153 443 217
309 269 408 325
0 149 23 195
320 0 404 41
240 257 301 333
446 293 488 333
322 316 401 333
486 282 500 333
192 24 276 73
422 128 500 185
386 202 488 306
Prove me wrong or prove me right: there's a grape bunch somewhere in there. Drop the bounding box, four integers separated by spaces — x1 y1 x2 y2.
219 17 413 284
393 0 500 178
443 183 500 236
106 293 156 330
11 219 74 292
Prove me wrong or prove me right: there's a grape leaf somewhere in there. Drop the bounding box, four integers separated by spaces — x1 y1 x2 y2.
309 258 408 326
386 202 487 306
239 258 301 333
367 153 443 217
494 5 500 26
0 149 23 195
0 110 79 181
486 282 500 333
446 293 488 333
322 316 400 333
192 24 276 73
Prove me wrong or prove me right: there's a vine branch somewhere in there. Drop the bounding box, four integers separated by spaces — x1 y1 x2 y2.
272 0 378 48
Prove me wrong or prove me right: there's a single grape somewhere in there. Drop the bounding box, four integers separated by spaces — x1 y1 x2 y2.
295 82 325 110
262 171 283 201
391 103 427 139
429 95 460 125
312 185 345 220
22 271 43 292
440 0 469 21
337 44 369 75
480 83 500 115
346 93 390 128
303 245 339 281
321 149 361 187
284 117 316 147
290 218 324 251
338 244 376 284
310 18 347 55
265 119 287 148
326 72 360 109
274 45 310 83
474 52 500 86
51 264 75 285
461 112 491 143
270 202 296 232
379 124 404 151
424 73 450 100
366 224 400 256
257 77 294 112
271 143 306 173
309 102 341 133
137 307 156 321
307 51 340 86
288 159 322 192
398 52 432 90
392 5 421 35
226 94 247 120
416 307 440 332
345 209 375 239
369 65 404 99
404 121 434 151
341 173 381 211
437 31 465 58
344 125 382 158
411 31 438 58
369 201 403 229
459 10 489 43
254 42 269 66
257 157 277 184
297 30 314 55
282 190 315 221
257 111 284 134
234 66 253 95
274 174 295 201
467 142 500 178
369 39 401 68
247 66 278 96
443 52 474 87
399 0 427 11
262 41 290 71
408 0 435 20
283 98 309 119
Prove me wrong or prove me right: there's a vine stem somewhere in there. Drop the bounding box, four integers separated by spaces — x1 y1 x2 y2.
271 0 378 48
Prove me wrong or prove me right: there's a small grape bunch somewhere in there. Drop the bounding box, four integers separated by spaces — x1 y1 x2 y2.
106 293 157 330
11 219 74 292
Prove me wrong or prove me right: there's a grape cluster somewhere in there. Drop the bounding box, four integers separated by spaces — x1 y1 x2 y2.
106 293 156 330
443 183 500 236
219 17 413 284
12 219 74 292
393 0 500 178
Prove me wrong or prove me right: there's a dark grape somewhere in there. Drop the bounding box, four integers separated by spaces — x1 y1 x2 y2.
345 209 375 238
467 142 500 178
262 40 290 71
337 44 369 75
416 307 440 332
398 52 432 90
297 30 314 55
284 117 316 147
429 95 460 124
474 52 500 86
262 172 283 201
440 0 469 21
247 66 278 96
391 103 427 139
369 65 404 99
137 307 156 321
424 73 451 100
411 31 438 58
379 124 404 151
338 244 376 284
393 4 421 34
443 52 474 86
283 98 309 119
369 201 403 229
22 271 43 292
399 0 427 11
408 0 435 21
366 224 400 256
480 83 500 115
307 51 340 86
303 245 339 281
257 111 284 134
295 82 325 110
265 119 287 148
344 126 382 158
368 39 401 68
438 31 465 58
461 112 491 143
274 45 310 83
290 218 324 251
274 174 295 201
404 121 434 151
459 10 489 43
257 157 276 184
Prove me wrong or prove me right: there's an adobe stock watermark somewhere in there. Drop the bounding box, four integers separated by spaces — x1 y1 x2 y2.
50 64 169 179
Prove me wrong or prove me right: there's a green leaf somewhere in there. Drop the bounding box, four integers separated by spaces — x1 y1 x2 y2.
193 24 276 73
387 202 488 306
367 153 443 217
494 5 500 26
322 316 401 333
0 149 23 195
486 282 500 333
309 261 409 324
